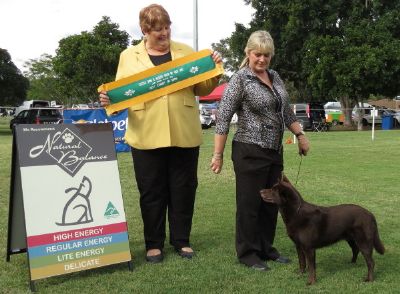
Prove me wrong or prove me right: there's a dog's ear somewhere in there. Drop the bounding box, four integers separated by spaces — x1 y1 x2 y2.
260 188 281 205
260 188 274 203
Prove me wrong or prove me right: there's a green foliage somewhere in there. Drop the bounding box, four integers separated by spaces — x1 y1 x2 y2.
214 0 400 106
26 16 129 104
51 16 129 104
0 127 399 292
23 54 65 103
0 49 29 106
22 16 130 106
212 23 251 76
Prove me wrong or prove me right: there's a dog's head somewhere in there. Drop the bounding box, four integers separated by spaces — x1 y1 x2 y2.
260 174 301 206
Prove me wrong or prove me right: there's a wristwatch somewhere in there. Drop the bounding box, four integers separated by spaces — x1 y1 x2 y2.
295 131 305 138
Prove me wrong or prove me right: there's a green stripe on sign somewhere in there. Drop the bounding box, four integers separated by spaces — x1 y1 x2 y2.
108 55 215 103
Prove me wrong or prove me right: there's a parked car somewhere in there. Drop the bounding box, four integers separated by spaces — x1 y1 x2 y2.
72 104 90 109
352 104 385 126
394 110 400 124
14 100 51 116
199 102 218 126
199 101 219 113
199 103 213 116
324 101 342 112
200 113 213 129
291 102 326 130
324 101 344 125
10 108 63 131
380 109 400 125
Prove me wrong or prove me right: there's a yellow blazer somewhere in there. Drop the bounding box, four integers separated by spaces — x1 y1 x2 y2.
115 40 218 150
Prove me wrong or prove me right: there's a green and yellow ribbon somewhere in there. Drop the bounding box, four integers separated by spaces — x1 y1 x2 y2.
98 49 224 115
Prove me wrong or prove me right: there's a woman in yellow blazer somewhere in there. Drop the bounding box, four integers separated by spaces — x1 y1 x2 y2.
100 4 221 263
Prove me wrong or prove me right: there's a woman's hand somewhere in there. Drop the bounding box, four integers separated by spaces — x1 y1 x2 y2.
297 135 310 156
210 152 223 174
99 91 111 107
211 51 222 64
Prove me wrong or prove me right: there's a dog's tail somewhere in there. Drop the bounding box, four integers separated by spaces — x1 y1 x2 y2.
373 219 385 255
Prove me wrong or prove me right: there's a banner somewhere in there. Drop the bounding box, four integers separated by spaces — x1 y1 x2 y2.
63 109 130 152
9 124 132 283
98 49 224 115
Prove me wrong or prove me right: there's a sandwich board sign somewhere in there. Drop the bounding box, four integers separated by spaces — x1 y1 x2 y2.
7 123 132 291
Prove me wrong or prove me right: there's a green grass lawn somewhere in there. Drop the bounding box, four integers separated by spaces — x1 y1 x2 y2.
0 120 399 293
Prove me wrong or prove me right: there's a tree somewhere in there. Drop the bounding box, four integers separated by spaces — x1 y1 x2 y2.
24 54 66 104
52 16 129 104
0 49 29 106
212 23 252 76
214 0 400 125
302 1 400 125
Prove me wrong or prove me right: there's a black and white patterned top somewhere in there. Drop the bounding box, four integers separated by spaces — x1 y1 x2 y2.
215 66 297 150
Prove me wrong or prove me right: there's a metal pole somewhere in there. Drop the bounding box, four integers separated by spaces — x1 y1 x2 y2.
193 0 198 51
293 104 297 144
371 106 375 141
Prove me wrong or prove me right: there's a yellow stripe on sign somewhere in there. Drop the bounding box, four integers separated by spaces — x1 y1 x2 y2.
98 49 223 116
30 251 132 280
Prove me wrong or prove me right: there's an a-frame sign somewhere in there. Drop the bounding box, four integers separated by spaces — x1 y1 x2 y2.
7 123 133 291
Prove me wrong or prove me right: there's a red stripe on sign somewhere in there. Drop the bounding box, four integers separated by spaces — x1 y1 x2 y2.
27 222 128 247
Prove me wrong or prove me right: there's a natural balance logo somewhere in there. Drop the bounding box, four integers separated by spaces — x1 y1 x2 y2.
56 176 94 226
29 128 93 176
104 201 120 219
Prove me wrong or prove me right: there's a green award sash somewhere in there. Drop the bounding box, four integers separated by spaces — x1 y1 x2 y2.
98 49 224 115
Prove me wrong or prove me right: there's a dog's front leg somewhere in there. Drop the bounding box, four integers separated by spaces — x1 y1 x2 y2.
305 248 317 285
296 244 306 273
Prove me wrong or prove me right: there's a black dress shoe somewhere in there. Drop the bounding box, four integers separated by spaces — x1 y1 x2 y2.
250 263 270 271
176 248 195 259
273 255 291 264
146 252 164 263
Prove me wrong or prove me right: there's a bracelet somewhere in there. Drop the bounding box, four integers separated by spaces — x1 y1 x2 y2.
212 152 223 160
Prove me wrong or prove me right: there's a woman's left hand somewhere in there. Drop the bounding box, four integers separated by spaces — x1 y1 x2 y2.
297 135 310 156
210 156 223 174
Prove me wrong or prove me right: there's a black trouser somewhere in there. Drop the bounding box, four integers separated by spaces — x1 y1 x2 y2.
131 146 199 251
232 141 283 266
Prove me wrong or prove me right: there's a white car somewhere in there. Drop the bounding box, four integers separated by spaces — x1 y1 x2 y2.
324 101 341 113
395 111 400 124
72 104 90 109
382 109 400 124
200 114 213 129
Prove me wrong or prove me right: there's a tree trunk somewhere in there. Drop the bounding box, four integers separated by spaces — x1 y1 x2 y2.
340 96 354 127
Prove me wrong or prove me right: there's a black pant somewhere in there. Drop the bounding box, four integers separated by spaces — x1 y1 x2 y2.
232 141 283 266
131 146 199 251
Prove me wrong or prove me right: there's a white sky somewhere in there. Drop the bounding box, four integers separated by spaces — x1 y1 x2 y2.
0 0 254 70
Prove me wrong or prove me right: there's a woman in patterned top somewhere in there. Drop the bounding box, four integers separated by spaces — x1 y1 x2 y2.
210 30 309 271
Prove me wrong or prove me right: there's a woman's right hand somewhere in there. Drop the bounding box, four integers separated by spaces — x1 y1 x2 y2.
99 91 110 107
210 153 223 174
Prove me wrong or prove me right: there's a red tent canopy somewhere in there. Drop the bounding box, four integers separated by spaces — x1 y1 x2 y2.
199 83 227 101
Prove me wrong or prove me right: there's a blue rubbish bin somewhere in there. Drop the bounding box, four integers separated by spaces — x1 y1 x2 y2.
382 115 394 130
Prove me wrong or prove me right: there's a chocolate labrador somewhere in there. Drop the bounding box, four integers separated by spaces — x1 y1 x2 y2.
260 175 385 285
